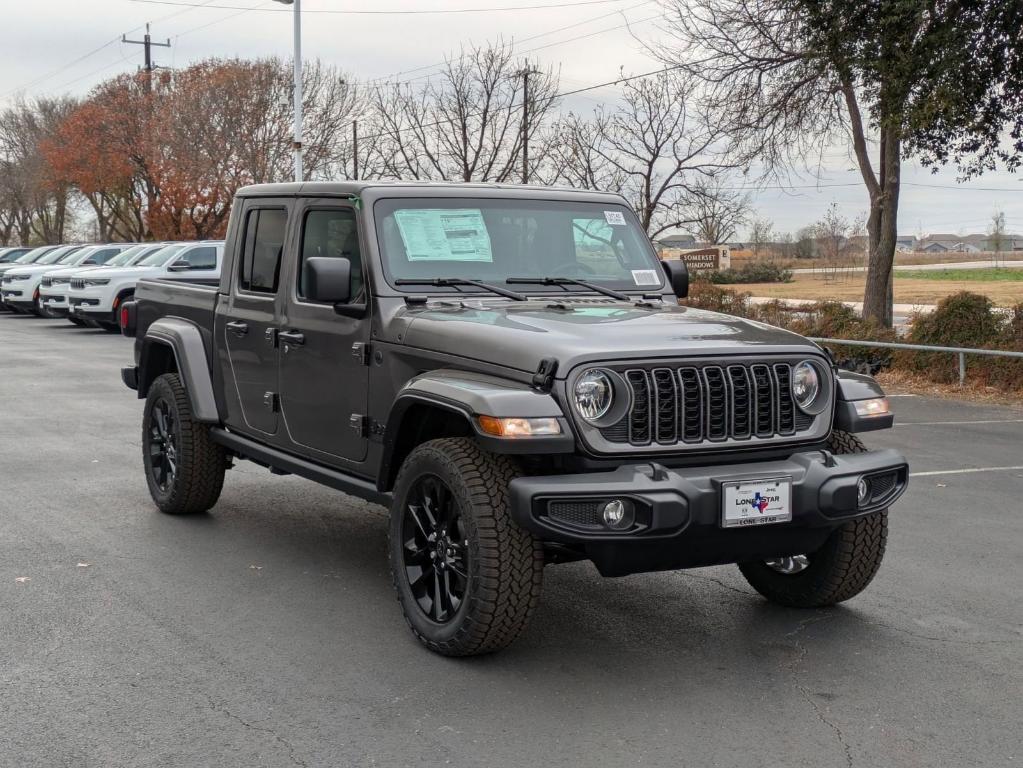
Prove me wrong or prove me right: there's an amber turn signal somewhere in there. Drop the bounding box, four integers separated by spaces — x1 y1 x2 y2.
477 415 561 437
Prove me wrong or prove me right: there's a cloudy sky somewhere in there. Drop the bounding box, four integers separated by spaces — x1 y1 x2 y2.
2 0 1020 238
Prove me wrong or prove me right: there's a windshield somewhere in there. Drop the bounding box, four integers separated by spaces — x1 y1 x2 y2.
105 244 147 267
126 244 167 265
14 247 54 264
136 243 185 267
1 248 30 263
36 246 80 265
375 198 664 293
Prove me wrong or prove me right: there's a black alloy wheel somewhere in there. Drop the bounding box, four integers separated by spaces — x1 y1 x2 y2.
148 397 179 493
401 474 469 624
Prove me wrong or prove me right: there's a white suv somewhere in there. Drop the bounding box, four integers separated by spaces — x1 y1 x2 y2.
1 245 89 314
38 243 135 318
68 240 224 330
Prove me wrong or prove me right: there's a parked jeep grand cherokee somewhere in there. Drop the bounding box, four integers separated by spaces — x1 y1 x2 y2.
121 182 908 656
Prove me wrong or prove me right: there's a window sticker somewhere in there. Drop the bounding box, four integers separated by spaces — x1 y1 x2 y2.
604 210 627 226
631 269 660 286
394 209 494 262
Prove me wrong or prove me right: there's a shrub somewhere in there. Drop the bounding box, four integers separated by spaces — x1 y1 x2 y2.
709 262 793 284
682 281 755 317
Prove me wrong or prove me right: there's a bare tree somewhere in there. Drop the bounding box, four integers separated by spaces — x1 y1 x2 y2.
685 176 749 244
552 70 735 238
748 215 774 259
371 42 558 183
989 209 1007 267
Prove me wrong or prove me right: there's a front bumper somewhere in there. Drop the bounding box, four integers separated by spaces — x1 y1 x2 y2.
509 448 908 576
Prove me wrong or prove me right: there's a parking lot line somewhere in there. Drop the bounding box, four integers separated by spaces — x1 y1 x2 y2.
910 465 1023 477
896 419 1023 426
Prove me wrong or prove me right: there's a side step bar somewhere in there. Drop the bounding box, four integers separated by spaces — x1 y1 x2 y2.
210 428 392 506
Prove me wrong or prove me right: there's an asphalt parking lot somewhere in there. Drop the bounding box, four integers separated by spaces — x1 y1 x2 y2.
1 312 1020 768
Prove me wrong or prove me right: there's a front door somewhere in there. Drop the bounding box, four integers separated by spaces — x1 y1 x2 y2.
278 201 370 464
218 203 289 436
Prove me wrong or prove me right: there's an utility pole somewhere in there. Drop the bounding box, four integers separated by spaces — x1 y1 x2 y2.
517 66 540 185
352 120 359 180
122 24 171 91
273 0 303 181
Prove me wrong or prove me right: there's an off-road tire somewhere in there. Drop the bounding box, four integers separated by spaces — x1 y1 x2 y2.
389 438 544 656
737 430 888 607
143 373 226 515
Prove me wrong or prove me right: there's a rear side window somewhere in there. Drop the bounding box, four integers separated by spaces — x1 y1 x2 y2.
240 209 287 293
89 247 123 265
178 246 218 270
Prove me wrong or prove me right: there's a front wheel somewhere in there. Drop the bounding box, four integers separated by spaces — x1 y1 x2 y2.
142 373 226 515
389 438 544 656
737 430 888 607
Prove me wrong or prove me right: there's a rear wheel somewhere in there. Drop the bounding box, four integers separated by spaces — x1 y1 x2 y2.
389 438 544 656
142 373 226 515
737 430 888 607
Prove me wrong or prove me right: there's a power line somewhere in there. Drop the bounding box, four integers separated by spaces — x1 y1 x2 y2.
128 0 635 14
366 0 654 84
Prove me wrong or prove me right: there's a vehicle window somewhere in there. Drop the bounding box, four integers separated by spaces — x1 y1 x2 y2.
137 244 186 267
1 248 30 263
375 198 663 292
88 247 123 265
16 247 55 263
105 245 146 266
38 246 77 265
240 209 287 294
177 246 218 270
298 209 362 300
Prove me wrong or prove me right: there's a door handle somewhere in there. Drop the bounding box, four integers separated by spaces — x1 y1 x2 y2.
278 330 305 347
226 321 249 337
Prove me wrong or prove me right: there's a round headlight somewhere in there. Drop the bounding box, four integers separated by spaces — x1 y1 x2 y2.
792 361 821 411
574 369 614 422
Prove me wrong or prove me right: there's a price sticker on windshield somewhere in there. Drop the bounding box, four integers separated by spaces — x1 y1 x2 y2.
604 210 627 226
631 269 660 286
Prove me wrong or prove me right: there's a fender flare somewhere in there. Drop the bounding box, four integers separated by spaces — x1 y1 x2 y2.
377 370 573 492
139 318 220 422
833 369 893 433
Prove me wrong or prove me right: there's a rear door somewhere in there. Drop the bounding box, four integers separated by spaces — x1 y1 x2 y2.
217 202 289 437
277 200 371 464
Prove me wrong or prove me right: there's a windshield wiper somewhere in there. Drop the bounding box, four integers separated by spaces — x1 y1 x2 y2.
394 277 528 301
505 276 630 301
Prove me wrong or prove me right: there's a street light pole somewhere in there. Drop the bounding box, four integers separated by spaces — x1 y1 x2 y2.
274 0 303 182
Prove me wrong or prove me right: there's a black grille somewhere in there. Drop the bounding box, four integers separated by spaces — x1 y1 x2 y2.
602 361 818 447
70 278 86 290
41 277 53 287
547 500 603 528
868 472 898 504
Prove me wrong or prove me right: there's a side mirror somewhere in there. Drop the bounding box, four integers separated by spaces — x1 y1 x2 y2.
167 263 192 272
305 256 352 305
660 259 689 299
82 259 97 265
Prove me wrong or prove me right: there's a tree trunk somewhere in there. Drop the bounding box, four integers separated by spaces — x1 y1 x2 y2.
861 125 900 327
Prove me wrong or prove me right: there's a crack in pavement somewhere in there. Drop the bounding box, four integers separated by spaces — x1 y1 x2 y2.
685 572 755 598
204 694 307 767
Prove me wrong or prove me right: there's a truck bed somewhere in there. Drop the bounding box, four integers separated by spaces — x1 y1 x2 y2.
134 278 219 342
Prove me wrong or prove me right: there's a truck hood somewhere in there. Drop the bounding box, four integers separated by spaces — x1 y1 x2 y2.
400 299 820 374
68 265 162 281
3 264 56 278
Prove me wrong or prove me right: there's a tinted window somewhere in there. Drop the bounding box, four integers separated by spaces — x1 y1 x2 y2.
1 248 30 263
88 247 124 265
137 244 186 267
177 246 218 270
298 209 362 300
240 209 287 294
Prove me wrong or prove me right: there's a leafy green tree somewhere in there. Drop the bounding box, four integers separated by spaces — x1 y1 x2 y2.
655 0 1023 326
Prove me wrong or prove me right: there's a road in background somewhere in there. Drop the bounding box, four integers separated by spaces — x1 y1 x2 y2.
1 314 1020 768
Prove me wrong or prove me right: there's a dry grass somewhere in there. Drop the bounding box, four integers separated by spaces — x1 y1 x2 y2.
735 272 1023 307
730 251 1014 269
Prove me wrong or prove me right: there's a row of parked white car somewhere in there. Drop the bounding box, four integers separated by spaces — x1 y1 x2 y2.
0 240 224 330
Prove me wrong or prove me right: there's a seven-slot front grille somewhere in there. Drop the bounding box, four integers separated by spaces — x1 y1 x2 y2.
601 362 813 447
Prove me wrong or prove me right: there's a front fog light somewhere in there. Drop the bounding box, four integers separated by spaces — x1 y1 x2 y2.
601 499 635 530
857 478 870 506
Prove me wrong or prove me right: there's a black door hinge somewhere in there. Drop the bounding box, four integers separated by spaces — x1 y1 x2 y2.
351 342 371 366
263 392 279 412
531 356 559 393
349 414 384 437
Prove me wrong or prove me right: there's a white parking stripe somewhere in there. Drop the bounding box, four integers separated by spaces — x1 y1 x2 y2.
897 419 1023 426
911 466 1023 477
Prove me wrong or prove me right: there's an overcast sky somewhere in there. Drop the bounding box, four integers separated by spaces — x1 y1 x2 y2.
1 0 1021 238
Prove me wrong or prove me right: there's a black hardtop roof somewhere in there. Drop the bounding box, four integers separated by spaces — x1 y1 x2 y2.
235 180 629 205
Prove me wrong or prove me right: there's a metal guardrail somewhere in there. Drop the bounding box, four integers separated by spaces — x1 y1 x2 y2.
809 337 1023 387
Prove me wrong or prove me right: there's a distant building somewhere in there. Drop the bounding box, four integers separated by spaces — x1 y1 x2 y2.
655 233 696 249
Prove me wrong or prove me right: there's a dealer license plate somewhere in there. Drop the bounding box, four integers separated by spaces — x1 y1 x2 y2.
721 477 792 528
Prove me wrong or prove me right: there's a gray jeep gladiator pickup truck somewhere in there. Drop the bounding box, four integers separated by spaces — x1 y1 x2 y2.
121 181 908 656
